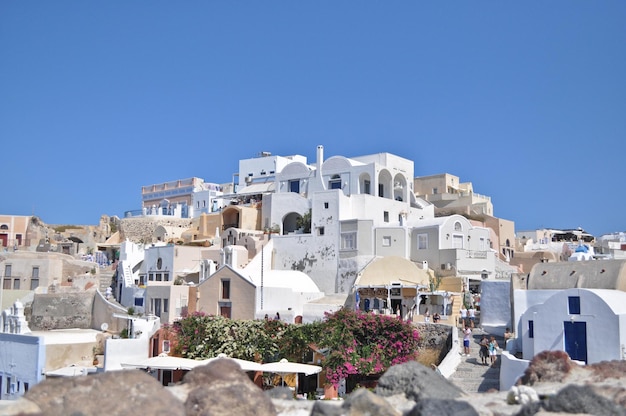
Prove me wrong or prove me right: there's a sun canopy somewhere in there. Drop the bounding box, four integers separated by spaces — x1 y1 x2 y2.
203 354 264 372
121 355 206 371
260 358 322 376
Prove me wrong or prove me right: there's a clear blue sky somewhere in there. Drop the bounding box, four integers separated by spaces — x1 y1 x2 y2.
1 2 624 236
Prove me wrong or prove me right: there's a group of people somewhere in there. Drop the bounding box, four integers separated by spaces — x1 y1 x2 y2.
458 305 476 328
462 325 499 366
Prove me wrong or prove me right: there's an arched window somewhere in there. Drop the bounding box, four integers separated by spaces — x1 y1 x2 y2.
0 225 8 230
454 222 462 232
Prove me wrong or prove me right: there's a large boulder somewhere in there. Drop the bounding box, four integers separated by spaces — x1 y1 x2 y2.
375 360 464 402
182 358 276 416
24 369 184 416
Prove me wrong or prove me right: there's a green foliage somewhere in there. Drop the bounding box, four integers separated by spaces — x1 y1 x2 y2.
127 306 135 316
173 313 287 361
171 309 419 388
296 210 312 233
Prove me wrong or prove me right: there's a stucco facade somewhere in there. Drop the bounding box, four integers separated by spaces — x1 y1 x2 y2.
196 265 256 319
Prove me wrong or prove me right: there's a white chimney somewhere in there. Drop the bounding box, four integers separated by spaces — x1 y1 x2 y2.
316 145 324 171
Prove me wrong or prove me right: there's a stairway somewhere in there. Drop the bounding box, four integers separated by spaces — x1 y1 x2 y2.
448 328 502 393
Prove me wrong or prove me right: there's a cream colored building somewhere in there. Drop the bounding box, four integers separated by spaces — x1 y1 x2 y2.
413 173 493 217
0 215 34 249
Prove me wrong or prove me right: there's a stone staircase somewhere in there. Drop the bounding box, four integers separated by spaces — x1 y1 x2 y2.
448 328 503 393
98 270 115 293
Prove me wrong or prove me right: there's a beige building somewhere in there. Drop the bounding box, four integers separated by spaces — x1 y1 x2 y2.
1 251 99 292
196 265 256 319
0 215 36 249
413 173 493 217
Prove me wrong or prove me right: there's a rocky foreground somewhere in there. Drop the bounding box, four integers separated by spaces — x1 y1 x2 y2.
2 351 625 416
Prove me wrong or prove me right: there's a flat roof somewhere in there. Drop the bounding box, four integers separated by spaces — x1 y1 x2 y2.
30 328 101 345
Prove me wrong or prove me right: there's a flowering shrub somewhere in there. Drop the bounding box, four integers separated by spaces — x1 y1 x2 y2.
169 309 419 388
172 313 286 362
319 308 419 387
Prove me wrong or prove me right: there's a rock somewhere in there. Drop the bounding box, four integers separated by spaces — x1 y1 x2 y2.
266 386 296 400
375 360 464 402
341 388 401 416
24 369 184 416
408 398 479 416
518 350 576 386
0 397 42 415
544 385 625 416
183 359 276 416
507 386 539 405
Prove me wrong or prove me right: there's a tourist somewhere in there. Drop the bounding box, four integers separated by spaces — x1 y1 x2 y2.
433 312 440 323
459 305 467 328
479 335 489 365
274 312 280 321
468 306 475 328
424 308 430 322
463 325 472 356
488 336 499 365
504 327 514 342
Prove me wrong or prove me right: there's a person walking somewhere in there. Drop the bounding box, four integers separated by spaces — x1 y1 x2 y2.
479 335 489 365
459 306 467 328
488 336 499 365
468 306 476 329
463 325 472 356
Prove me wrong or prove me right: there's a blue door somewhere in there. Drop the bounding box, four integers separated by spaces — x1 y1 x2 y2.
564 321 587 363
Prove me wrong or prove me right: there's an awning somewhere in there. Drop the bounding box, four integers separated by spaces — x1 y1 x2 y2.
121 355 206 371
235 182 275 196
45 365 97 377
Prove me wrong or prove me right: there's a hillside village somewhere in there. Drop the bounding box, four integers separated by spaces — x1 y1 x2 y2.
1 145 626 408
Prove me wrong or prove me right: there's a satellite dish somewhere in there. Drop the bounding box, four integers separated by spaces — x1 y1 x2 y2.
101 323 109 332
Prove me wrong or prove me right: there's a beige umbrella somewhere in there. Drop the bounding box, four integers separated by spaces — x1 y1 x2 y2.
201 353 264 372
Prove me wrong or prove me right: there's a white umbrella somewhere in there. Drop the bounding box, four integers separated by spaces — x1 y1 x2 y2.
261 358 322 376
201 353 264 372
121 355 206 371
261 358 322 388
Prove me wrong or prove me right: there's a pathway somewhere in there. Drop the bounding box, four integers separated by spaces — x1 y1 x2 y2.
448 327 503 393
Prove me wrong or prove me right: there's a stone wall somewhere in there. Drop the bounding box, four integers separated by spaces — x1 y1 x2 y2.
30 291 95 330
119 217 193 244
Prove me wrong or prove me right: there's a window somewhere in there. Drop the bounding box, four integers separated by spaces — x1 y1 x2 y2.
454 222 462 232
417 234 428 250
162 340 171 353
324 202 329 209
154 299 162 317
134 297 144 307
383 211 389 222
568 296 581 314
156 273 162 282
528 320 534 338
378 184 384 197
479 238 486 251
163 298 169 313
4 265 11 277
3 278 9 290
164 273 169 282
453 235 464 249
364 180 370 194
289 180 300 193
382 236 391 247
12 279 19 290
341 232 357 250
329 175 341 189
432 187 438 194
32 267 39 278
221 280 231 300
317 227 325 236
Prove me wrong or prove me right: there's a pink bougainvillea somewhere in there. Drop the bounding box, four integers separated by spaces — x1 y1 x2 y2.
319 308 420 387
